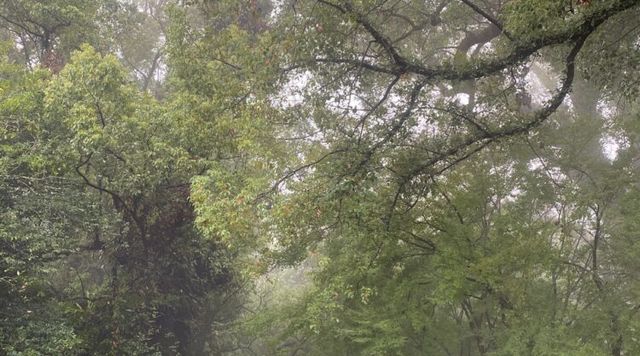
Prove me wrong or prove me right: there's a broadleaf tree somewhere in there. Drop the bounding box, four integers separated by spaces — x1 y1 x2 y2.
2 0 640 355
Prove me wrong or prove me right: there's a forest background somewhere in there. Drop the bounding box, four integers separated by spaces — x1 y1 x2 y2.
1 0 640 355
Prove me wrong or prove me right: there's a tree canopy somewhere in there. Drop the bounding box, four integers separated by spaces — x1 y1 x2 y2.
1 0 640 355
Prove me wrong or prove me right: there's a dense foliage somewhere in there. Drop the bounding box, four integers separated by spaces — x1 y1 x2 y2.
1 0 640 355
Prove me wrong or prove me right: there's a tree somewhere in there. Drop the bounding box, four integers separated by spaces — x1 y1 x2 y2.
214 0 640 354
0 1 266 351
2 0 640 355
0 41 88 355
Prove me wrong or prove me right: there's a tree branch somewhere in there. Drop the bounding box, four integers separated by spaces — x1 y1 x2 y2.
384 31 590 222
309 0 636 81
459 0 513 40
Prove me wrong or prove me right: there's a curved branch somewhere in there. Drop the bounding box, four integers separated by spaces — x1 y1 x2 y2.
311 0 637 81
74 155 145 234
385 31 589 222
317 0 408 67
255 147 349 201
459 0 513 40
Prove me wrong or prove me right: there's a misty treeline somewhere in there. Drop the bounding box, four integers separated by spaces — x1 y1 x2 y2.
1 0 640 355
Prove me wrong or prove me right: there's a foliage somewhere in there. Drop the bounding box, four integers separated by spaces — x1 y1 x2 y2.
2 0 640 355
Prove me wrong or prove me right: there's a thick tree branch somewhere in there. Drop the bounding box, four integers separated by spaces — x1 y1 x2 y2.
383 31 589 223
311 0 637 81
